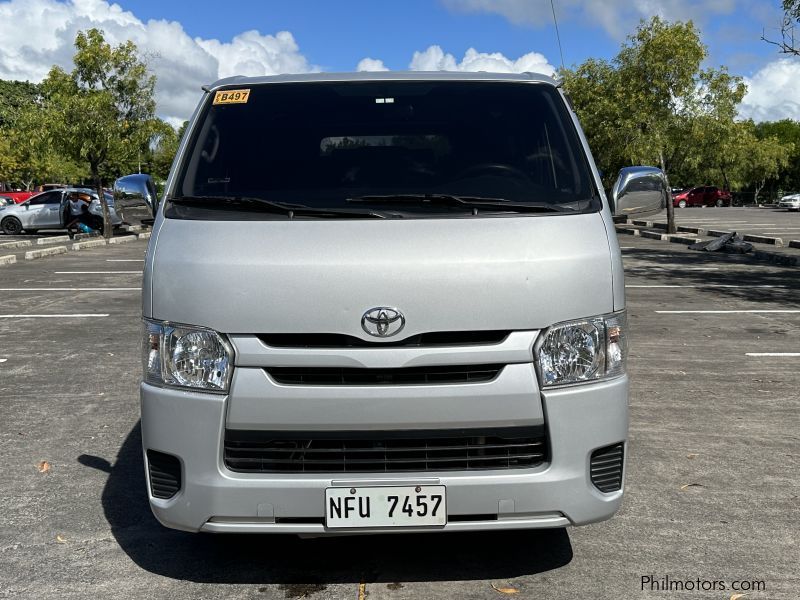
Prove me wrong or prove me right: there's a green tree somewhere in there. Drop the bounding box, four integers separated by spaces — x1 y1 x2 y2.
563 17 756 232
755 119 800 197
0 80 87 189
40 29 157 237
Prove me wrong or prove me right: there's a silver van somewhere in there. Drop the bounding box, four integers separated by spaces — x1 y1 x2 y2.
133 71 665 534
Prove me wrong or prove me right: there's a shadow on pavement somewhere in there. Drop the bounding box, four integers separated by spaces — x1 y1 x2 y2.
622 244 800 307
78 422 573 585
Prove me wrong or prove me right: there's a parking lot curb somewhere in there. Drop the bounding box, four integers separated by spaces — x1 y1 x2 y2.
0 254 16 266
0 240 33 249
616 228 799 267
137 232 151 240
108 235 136 245
71 239 108 250
743 233 783 247
677 225 706 235
639 230 663 240
25 246 68 260
665 234 699 244
36 235 71 245
73 232 101 241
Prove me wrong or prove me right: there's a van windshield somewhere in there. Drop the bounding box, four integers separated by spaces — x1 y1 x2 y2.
172 81 598 217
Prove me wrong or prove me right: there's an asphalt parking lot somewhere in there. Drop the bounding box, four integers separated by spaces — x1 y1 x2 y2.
1 235 798 599
651 206 800 241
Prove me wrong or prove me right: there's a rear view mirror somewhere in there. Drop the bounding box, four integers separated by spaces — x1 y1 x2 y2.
113 174 158 226
610 167 667 218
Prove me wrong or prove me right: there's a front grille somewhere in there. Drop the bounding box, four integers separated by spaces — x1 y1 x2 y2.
265 364 504 386
258 331 510 348
146 450 181 499
590 443 624 493
224 427 547 473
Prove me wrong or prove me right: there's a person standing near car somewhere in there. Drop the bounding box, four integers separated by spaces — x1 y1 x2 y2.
65 191 92 234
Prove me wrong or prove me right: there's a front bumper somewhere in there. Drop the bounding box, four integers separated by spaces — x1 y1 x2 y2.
140 375 628 533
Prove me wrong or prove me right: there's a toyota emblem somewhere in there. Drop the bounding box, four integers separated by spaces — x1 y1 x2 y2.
361 307 405 338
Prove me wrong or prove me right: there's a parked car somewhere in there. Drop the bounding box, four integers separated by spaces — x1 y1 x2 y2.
778 193 800 211
0 187 122 235
0 190 36 204
672 186 731 208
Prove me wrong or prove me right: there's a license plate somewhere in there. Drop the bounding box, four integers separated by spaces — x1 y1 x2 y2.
325 485 446 529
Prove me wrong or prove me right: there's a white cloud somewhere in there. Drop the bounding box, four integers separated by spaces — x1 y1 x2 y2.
739 59 800 122
0 0 316 124
408 45 556 75
356 57 389 72
442 0 737 39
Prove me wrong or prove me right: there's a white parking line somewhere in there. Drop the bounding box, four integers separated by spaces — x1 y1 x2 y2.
106 259 145 262
656 310 800 314
746 353 800 357
0 314 110 318
54 271 142 274
0 358 6 363
0 288 140 291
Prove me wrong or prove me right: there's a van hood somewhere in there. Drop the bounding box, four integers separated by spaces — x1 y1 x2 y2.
146 213 616 336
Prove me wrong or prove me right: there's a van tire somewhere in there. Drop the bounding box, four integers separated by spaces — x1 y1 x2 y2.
715 199 724 207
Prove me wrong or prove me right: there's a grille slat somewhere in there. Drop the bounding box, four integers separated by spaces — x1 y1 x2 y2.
259 331 510 348
590 443 624 493
224 428 547 473
266 364 504 386
147 450 181 499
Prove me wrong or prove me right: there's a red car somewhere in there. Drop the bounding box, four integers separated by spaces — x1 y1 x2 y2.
672 186 731 208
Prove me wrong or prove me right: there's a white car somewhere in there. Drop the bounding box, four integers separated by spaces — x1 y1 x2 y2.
0 187 122 235
778 193 800 211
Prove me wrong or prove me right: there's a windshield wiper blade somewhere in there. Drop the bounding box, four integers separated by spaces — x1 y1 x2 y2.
346 193 566 213
170 195 390 219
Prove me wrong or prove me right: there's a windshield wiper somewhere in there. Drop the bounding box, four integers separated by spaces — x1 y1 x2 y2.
346 193 567 213
170 195 391 219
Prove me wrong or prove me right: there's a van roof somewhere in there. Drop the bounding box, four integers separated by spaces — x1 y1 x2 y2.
207 70 558 91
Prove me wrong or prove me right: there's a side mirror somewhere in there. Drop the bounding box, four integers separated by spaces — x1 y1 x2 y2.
610 166 667 218
113 174 158 226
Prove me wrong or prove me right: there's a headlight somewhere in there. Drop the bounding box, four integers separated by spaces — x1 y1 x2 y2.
143 320 233 392
535 311 627 387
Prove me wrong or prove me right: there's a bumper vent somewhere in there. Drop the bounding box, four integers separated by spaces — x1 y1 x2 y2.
590 443 624 493
146 450 181 499
258 330 510 348
224 427 547 473
265 364 503 386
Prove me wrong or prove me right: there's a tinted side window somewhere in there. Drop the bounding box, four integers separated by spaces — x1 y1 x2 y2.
29 192 61 205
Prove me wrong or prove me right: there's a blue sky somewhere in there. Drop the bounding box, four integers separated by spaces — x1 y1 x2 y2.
0 0 797 123
110 0 785 74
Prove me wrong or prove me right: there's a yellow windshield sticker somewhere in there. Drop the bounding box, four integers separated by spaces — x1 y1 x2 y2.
213 89 251 105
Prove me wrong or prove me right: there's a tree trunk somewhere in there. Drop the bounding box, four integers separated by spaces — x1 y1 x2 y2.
659 150 676 234
754 180 765 205
720 168 731 193
92 166 112 239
